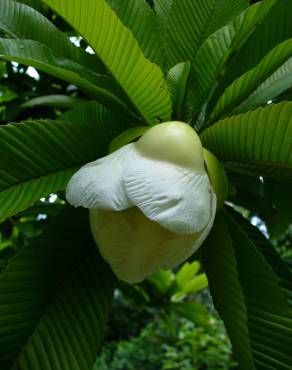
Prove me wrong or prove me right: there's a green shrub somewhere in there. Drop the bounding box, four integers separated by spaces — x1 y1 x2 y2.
95 314 237 370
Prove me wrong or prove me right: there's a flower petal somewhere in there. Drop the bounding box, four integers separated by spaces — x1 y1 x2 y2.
90 207 199 283
66 144 134 210
161 190 216 269
124 149 214 235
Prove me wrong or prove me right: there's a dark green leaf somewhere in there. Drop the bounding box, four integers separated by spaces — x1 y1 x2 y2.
262 180 292 239
159 0 248 69
0 0 102 71
171 302 210 329
153 0 172 20
229 208 292 305
0 207 116 370
201 102 292 180
0 102 132 221
183 0 275 125
0 38 135 119
202 209 292 369
224 0 292 91
211 38 292 120
14 0 45 13
166 61 190 120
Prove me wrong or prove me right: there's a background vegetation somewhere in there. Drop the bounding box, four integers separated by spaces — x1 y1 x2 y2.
0 0 291 369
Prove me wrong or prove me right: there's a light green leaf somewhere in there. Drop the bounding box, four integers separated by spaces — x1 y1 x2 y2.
159 0 248 69
0 207 116 370
202 209 292 369
171 261 208 302
44 0 172 125
0 102 132 221
109 126 149 153
147 269 174 296
0 0 102 71
166 61 190 120
20 94 83 110
184 0 275 125
171 274 208 302
201 102 292 180
175 261 200 287
211 38 292 120
0 38 134 119
106 0 165 69
181 274 208 294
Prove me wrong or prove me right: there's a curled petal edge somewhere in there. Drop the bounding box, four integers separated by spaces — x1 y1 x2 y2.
124 148 214 235
66 144 134 210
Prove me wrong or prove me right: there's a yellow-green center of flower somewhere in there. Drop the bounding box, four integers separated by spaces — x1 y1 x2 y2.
135 121 205 172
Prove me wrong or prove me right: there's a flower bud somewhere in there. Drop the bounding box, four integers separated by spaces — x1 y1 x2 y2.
136 121 205 172
66 121 217 283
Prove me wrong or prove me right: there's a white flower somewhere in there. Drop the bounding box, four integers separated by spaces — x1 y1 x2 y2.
66 122 216 283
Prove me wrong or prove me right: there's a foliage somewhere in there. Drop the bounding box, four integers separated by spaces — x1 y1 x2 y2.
112 261 210 334
94 315 237 370
0 0 291 369
0 207 116 369
95 263 236 370
273 226 292 271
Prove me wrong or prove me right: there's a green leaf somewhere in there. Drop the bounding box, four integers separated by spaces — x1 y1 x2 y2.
159 0 248 69
275 86 292 104
229 208 292 305
175 261 200 287
15 0 45 13
8 94 84 130
153 0 172 20
106 0 165 69
184 0 275 125
20 94 83 110
0 102 132 221
171 274 208 302
171 262 208 302
0 38 135 119
181 273 208 295
0 207 116 370
201 102 292 180
109 126 149 153
262 180 292 239
147 269 174 296
0 86 17 104
224 0 292 92
171 302 210 329
166 61 190 120
0 61 6 77
211 38 292 120
202 209 292 369
44 0 172 125
0 0 102 71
